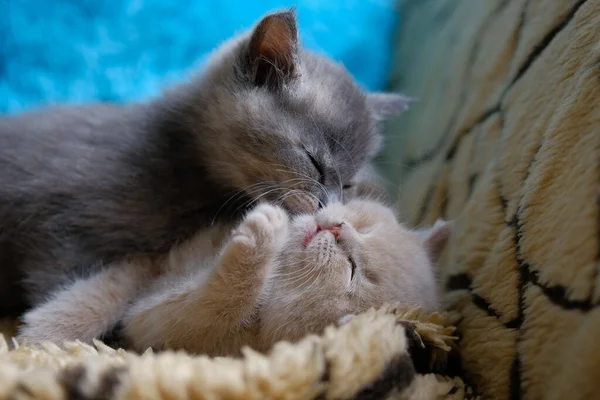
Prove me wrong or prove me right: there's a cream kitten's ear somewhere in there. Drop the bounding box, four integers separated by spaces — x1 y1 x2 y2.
416 219 452 264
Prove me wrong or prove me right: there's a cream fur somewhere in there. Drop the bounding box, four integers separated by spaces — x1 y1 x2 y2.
19 200 451 356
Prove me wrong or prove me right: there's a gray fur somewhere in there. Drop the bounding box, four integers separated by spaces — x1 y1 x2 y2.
0 10 409 316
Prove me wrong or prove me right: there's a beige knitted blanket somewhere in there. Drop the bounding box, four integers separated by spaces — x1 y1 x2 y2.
384 0 600 398
0 307 473 399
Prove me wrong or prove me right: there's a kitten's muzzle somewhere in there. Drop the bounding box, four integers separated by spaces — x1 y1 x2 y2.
322 223 343 238
282 191 319 214
302 222 344 247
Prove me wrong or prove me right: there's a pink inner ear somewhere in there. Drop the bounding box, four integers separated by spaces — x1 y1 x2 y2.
249 11 298 80
258 19 294 60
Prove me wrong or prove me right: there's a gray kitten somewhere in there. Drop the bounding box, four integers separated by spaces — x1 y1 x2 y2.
0 10 410 316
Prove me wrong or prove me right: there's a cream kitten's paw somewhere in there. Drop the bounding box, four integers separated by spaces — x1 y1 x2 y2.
232 204 289 250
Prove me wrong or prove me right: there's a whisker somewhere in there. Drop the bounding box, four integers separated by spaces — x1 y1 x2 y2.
210 182 275 225
273 169 329 200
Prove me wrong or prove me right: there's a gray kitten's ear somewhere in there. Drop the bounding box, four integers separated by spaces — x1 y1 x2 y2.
247 9 299 88
367 93 416 122
416 219 452 264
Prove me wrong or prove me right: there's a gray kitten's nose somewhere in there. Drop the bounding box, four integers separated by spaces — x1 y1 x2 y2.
326 188 340 204
316 188 340 209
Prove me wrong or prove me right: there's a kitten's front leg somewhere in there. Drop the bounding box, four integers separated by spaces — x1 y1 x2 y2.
123 204 288 352
214 203 289 320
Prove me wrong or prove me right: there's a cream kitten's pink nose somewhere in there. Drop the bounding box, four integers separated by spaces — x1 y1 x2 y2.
302 222 319 247
302 222 343 247
319 223 343 238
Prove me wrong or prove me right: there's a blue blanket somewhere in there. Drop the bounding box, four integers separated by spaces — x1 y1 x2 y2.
0 0 398 114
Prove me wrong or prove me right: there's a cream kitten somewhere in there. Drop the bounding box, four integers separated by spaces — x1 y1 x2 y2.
18 200 450 356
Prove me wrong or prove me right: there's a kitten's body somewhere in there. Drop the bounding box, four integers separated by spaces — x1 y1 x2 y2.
19 200 450 356
0 105 233 311
0 10 411 316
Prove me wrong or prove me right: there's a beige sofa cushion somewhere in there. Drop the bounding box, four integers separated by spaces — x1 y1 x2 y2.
384 1 600 398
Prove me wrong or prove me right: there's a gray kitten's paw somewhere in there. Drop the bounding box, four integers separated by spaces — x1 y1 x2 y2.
232 204 289 250
338 314 356 326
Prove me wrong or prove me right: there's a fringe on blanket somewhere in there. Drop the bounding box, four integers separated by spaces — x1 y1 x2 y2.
0 305 476 400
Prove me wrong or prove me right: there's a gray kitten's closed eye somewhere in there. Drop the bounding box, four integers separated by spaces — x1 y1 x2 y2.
0 9 412 317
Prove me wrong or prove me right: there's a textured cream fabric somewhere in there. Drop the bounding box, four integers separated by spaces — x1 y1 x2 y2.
0 307 472 400
386 1 600 399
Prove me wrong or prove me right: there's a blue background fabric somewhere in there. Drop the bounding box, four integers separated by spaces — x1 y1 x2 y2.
0 0 398 114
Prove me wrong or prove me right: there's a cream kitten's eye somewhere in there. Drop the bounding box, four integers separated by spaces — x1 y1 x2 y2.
348 256 357 280
358 227 372 234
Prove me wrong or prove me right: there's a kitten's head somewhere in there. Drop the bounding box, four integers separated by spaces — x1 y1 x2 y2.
258 199 451 345
180 10 411 213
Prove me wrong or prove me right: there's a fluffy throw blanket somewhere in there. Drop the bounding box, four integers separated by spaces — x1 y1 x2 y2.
0 307 474 399
384 0 600 398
